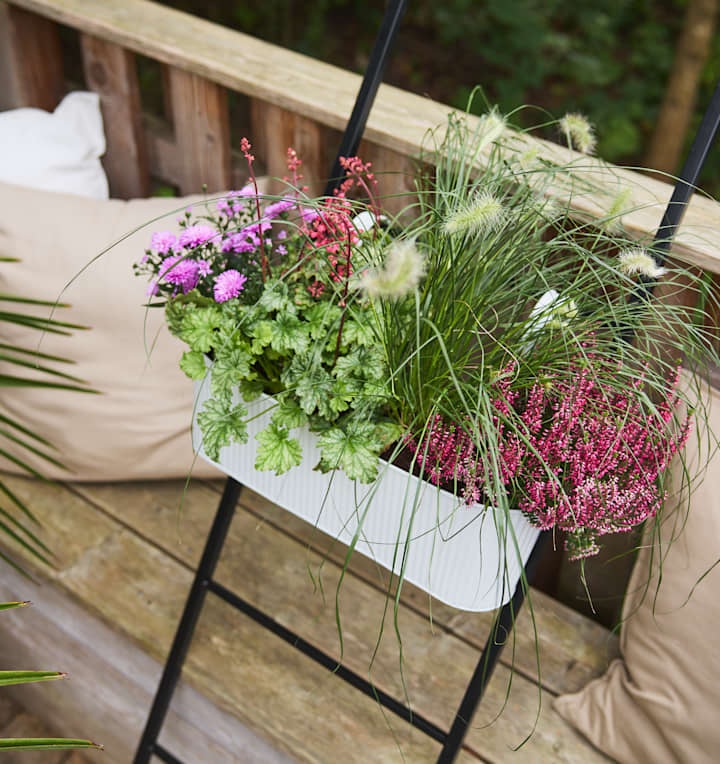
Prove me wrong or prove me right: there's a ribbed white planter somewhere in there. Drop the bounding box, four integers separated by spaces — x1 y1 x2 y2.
192 381 540 612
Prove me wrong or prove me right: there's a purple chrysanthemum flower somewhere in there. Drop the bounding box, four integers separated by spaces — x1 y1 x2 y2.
179 224 216 248
300 206 319 223
197 259 212 277
264 197 296 219
222 233 257 253
213 270 247 303
150 231 177 254
159 255 201 293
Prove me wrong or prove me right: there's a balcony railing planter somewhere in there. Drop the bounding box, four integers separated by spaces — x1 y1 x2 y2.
192 385 541 611
136 107 716 616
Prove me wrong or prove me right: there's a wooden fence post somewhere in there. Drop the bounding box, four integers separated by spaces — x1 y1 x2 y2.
81 34 150 199
1 3 64 111
166 66 232 195
250 101 327 196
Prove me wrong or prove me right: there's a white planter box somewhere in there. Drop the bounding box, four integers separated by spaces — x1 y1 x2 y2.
192 383 540 612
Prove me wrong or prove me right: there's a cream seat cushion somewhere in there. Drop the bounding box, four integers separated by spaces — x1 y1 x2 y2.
0 180 222 480
554 377 720 763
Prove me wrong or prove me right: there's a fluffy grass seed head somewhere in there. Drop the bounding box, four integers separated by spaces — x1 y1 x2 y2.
559 112 596 155
478 109 507 148
603 188 633 231
359 239 425 300
618 248 667 279
443 191 505 237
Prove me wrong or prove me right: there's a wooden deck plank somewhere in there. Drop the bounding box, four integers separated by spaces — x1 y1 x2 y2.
0 712 90 763
8 0 720 274
202 480 620 696
1 477 445 762
70 479 611 762
0 560 294 764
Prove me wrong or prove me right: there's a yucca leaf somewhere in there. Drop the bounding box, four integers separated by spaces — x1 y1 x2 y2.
0 517 51 566
0 671 65 687
0 375 98 393
0 354 87 384
0 311 87 332
0 429 68 470
0 481 41 525
0 738 101 751
0 447 48 479
0 414 57 450
0 507 53 559
0 343 77 364
0 601 30 611
0 294 72 308
0 548 33 579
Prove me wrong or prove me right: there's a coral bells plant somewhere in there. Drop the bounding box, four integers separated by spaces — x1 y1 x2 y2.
135 140 400 481
136 109 718 569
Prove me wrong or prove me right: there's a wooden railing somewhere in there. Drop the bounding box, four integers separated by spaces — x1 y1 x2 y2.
2 0 720 280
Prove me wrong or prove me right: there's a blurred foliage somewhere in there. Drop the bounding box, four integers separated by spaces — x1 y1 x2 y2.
158 0 720 192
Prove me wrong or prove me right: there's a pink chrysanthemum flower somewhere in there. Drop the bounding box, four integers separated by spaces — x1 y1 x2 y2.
159 255 200 293
150 231 177 254
179 224 216 248
213 270 247 303
197 259 212 277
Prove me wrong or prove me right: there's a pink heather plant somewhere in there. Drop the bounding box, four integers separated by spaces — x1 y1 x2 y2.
408 356 690 560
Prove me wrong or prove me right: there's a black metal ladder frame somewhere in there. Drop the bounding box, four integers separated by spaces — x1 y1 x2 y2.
133 3 720 759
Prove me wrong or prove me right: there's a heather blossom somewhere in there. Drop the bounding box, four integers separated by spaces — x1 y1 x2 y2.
408 357 689 559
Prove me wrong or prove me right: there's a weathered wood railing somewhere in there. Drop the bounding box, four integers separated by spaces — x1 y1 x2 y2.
2 0 720 279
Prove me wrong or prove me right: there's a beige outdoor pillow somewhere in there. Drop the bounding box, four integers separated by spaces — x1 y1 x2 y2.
0 180 223 481
554 377 720 763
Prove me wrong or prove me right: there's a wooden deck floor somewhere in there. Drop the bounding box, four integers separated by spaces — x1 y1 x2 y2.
0 475 618 762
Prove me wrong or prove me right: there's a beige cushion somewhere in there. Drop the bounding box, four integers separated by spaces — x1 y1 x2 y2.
0 180 221 480
554 378 720 763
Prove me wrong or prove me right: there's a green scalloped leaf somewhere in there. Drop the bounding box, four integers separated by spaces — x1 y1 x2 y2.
179 350 208 380
255 423 303 475
317 424 379 483
210 349 253 400
197 397 248 462
179 307 223 353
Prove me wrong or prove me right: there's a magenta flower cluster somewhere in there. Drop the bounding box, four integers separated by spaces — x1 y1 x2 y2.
408 357 690 559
